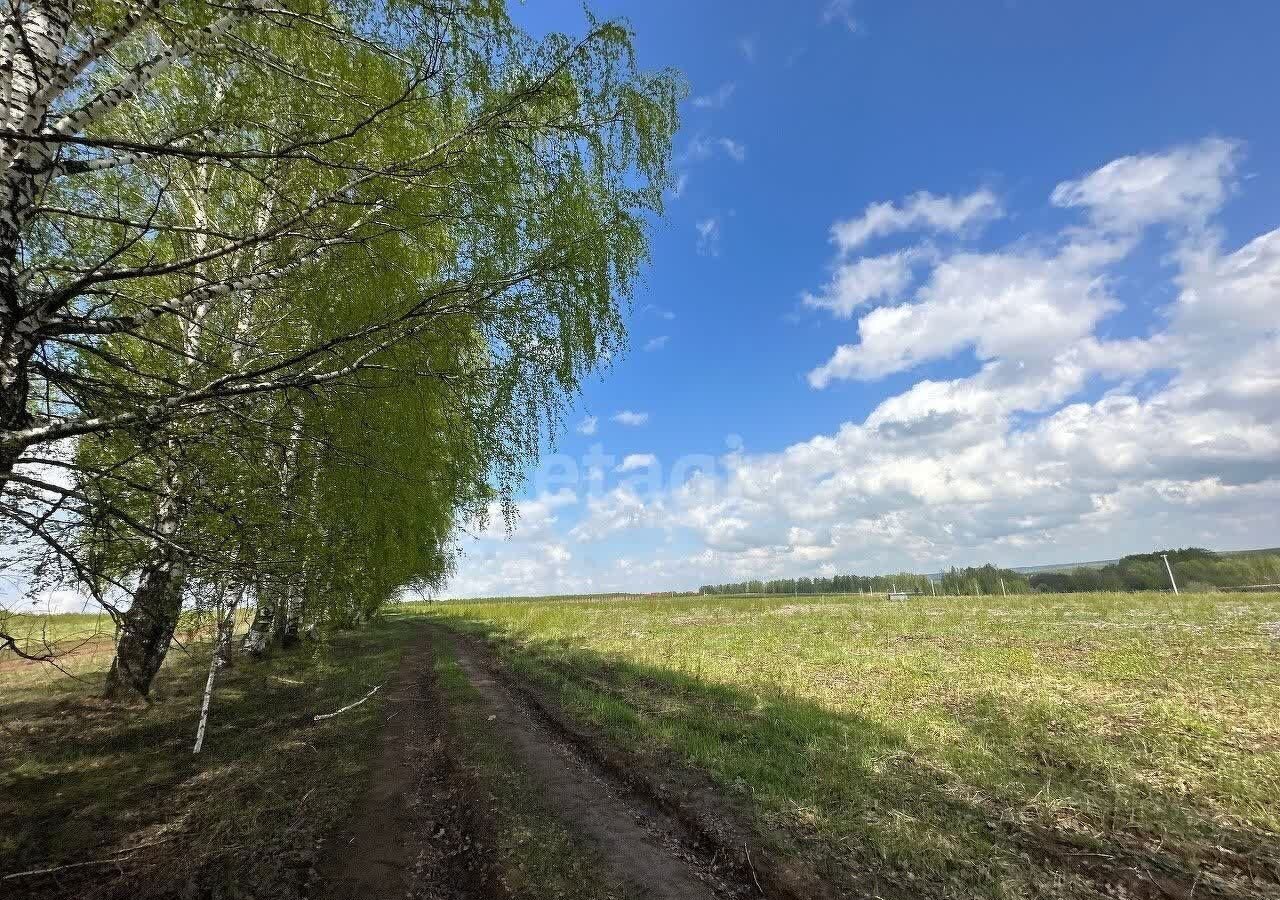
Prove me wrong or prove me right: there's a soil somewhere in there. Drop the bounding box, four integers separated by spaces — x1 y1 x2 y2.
318 625 755 900
318 626 511 900
442 632 847 900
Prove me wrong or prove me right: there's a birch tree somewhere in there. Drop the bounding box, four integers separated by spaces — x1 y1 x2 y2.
1 0 676 509
1 1 678 695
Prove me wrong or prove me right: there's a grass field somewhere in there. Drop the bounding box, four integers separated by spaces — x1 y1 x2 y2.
416 591 1280 898
5 593 1278 898
0 613 630 899
0 617 407 899
0 609 251 690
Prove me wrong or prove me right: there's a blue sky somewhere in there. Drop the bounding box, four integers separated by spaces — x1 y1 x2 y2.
452 2 1280 596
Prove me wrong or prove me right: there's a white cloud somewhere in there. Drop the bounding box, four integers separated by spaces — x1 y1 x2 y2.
613 410 650 426
1 583 97 615
443 138 1280 598
478 488 577 540
737 35 757 62
808 140 1249 390
680 135 747 166
822 0 860 33
644 335 670 352
673 172 689 199
642 304 677 321
802 248 926 318
575 415 598 436
696 217 721 256
718 137 746 162
616 453 658 473
570 485 665 542
1050 137 1238 233
692 82 736 109
832 188 1002 253
808 247 1118 386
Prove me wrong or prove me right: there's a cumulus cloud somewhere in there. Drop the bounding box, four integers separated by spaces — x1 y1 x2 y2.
808 248 1118 386
801 248 925 318
570 484 666 542
832 188 1002 253
808 139 1245 390
477 488 577 541
644 335 670 352
575 415 598 436
613 410 650 426
443 138 1280 598
1050 137 1238 233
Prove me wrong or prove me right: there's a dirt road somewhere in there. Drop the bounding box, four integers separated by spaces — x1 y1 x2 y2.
321 625 746 900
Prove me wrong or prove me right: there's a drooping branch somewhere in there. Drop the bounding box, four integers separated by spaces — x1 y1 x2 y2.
1 0 678 691
49 2 268 140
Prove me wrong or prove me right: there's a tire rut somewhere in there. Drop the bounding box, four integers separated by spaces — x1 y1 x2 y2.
321 624 742 900
318 627 501 900
443 629 740 900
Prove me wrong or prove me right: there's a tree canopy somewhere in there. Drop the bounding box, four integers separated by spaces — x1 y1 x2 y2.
1 0 681 695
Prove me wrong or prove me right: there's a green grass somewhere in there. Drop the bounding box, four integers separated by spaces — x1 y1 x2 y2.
412 592 1280 899
0 617 409 899
2 612 632 899
0 608 253 691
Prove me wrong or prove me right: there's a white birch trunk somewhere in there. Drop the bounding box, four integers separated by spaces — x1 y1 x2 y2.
193 594 239 754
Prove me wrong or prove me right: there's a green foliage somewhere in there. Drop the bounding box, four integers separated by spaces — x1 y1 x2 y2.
702 549 1280 599
936 563 1030 595
48 0 681 638
699 566 1024 596
1029 548 1280 593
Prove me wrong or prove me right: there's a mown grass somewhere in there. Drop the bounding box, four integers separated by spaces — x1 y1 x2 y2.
0 616 409 899
414 592 1280 899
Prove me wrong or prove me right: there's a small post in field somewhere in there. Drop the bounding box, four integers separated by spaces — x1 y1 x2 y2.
999 578 1007 596
1161 554 1180 594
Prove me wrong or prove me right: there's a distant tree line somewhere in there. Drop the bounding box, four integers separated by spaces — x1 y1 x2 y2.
700 572 937 596
937 565 1031 595
1028 548 1280 593
699 549 1280 598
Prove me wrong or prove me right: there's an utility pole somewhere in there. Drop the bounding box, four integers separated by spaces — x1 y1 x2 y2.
1161 554 1180 594
999 578 1007 597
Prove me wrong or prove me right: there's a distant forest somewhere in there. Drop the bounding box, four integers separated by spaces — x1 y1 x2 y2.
697 548 1280 596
